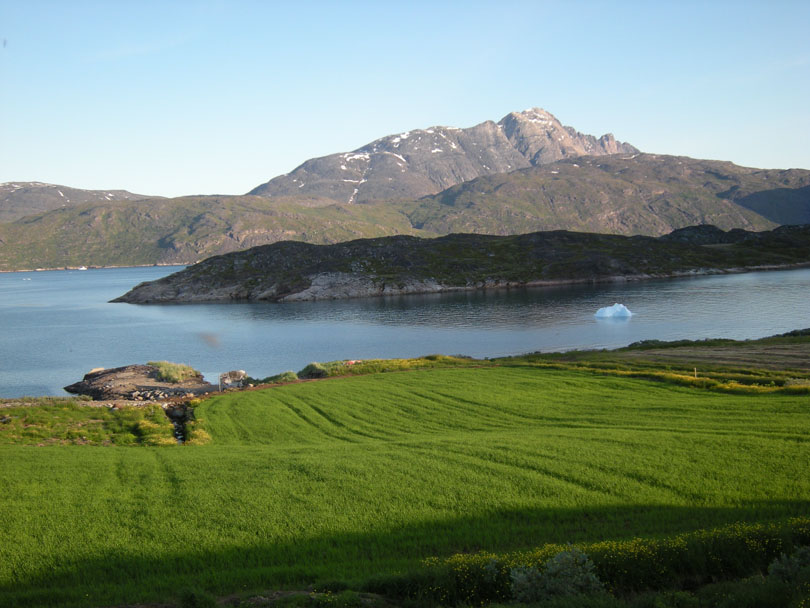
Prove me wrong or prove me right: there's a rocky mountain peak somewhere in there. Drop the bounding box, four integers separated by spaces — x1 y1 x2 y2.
497 108 637 165
249 107 638 203
508 107 559 124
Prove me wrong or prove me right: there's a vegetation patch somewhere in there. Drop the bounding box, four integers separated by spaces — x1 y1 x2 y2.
496 330 810 394
407 518 810 605
298 362 330 379
246 370 300 385
147 360 202 383
0 398 176 446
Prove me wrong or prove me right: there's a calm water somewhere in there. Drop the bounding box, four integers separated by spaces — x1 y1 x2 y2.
1 266 809 398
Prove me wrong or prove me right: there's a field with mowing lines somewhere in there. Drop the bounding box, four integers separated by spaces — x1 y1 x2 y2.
1 366 809 607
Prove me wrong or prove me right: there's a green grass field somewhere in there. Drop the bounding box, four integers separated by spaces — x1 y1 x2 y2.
1 365 809 607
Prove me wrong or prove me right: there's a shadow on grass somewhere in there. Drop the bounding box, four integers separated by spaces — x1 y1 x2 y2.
2 500 809 608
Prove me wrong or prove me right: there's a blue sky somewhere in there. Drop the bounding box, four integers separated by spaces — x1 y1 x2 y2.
1 0 808 197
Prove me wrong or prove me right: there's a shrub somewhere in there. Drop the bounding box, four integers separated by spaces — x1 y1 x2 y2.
510 565 545 602
178 587 217 608
510 547 604 602
147 361 201 383
298 362 329 379
420 518 810 604
269 371 299 383
244 371 299 385
768 545 810 583
694 576 797 608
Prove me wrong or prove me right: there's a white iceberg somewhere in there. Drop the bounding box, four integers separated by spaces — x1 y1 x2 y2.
595 303 633 318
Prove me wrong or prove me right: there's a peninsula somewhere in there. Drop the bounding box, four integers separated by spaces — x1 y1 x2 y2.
113 224 810 304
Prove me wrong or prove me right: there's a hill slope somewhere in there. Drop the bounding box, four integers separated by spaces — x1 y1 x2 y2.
249 107 637 202
112 224 810 303
406 153 810 235
0 195 424 270
0 182 153 222
3 154 810 271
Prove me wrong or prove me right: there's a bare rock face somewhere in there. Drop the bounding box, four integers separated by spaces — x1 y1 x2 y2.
64 364 214 401
277 273 447 301
499 108 635 165
249 108 638 203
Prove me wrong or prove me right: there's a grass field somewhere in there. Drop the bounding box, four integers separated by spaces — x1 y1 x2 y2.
1 364 809 607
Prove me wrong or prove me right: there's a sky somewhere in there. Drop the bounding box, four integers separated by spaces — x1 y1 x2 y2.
1 0 809 198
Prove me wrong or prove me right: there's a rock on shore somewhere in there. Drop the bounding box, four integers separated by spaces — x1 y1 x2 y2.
64 364 214 401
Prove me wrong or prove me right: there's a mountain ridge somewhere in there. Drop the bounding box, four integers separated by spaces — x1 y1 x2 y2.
248 108 637 203
0 182 154 223
2 154 810 271
2 107 810 272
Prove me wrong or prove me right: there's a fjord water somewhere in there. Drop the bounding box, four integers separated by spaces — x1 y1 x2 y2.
2 266 810 398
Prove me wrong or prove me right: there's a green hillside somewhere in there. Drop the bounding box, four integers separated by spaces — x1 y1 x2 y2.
1 362 809 607
0 195 423 271
2 154 809 271
407 154 810 235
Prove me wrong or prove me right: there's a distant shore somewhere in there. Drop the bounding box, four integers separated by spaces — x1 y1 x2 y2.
0 262 188 274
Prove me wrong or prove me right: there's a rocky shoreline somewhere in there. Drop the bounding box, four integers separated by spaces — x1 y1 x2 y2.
114 262 810 304
63 364 215 401
110 226 810 305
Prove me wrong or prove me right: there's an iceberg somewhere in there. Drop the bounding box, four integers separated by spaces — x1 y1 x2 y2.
595 303 633 318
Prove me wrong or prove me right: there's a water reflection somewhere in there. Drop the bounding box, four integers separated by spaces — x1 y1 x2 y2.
1 266 810 398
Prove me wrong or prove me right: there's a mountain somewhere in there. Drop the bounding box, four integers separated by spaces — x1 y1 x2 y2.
112 225 810 304
2 154 810 271
0 195 424 270
248 108 637 203
404 154 810 236
3 107 810 272
0 182 152 223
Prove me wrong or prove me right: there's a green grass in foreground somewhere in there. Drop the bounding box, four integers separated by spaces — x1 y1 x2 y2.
0 366 808 607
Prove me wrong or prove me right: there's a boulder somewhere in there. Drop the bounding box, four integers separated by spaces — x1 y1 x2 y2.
219 370 247 387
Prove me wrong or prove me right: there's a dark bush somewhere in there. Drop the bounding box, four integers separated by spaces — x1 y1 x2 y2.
511 547 604 602
178 588 217 608
298 362 329 379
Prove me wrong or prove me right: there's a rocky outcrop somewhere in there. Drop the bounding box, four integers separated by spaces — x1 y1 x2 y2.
249 108 637 203
64 364 214 401
219 370 247 387
278 273 447 301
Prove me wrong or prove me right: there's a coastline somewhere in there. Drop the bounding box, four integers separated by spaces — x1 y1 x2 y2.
267 260 810 301
0 262 187 274
109 226 810 304
116 260 810 304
